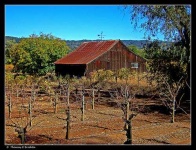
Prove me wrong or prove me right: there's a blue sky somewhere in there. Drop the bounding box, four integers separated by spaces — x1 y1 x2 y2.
5 5 164 40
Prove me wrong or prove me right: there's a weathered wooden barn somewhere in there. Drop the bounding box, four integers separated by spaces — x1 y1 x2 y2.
54 40 146 77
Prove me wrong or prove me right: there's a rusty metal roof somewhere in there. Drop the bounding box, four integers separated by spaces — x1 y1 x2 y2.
54 40 118 65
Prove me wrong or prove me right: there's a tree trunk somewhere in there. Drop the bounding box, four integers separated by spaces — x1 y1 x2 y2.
129 119 132 144
126 101 129 122
125 86 129 130
127 119 132 144
16 127 26 144
124 116 133 144
8 94 12 119
184 62 190 100
20 128 25 144
171 98 176 123
124 114 135 144
123 101 129 130
32 89 36 102
66 107 70 139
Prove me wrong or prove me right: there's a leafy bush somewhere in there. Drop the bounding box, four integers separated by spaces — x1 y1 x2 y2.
5 64 14 72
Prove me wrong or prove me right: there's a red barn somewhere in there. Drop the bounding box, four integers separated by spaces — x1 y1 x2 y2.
54 40 146 77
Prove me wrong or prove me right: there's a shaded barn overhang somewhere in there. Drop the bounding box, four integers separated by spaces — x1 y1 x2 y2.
55 64 86 77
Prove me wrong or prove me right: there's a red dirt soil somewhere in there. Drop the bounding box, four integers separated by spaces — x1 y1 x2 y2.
5 95 191 145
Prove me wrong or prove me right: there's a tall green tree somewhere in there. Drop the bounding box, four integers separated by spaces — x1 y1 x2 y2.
125 5 191 99
145 40 186 84
126 5 190 70
5 39 17 64
9 33 70 75
127 45 145 58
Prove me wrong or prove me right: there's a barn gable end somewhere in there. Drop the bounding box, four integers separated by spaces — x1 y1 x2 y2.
54 40 146 77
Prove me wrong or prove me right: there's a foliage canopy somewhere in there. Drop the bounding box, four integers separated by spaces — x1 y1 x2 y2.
5 39 16 64
9 33 70 75
125 5 191 100
126 5 190 71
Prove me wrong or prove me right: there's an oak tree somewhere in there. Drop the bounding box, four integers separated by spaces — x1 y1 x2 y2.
125 5 191 100
9 33 70 75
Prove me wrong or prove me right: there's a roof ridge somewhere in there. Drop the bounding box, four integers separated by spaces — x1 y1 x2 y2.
54 40 120 65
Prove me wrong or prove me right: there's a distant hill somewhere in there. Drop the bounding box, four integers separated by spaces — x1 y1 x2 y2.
5 36 164 50
65 39 150 50
5 36 23 43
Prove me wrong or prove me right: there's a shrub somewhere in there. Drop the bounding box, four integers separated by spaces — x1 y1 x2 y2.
5 64 14 72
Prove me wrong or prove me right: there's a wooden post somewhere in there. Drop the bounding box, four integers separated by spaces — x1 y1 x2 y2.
16 86 19 98
92 88 95 109
67 83 70 106
98 88 101 102
137 69 139 87
28 99 32 127
32 86 36 102
54 93 58 114
81 92 85 121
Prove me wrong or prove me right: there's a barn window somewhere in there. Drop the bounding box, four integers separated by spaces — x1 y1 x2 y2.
131 62 138 68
